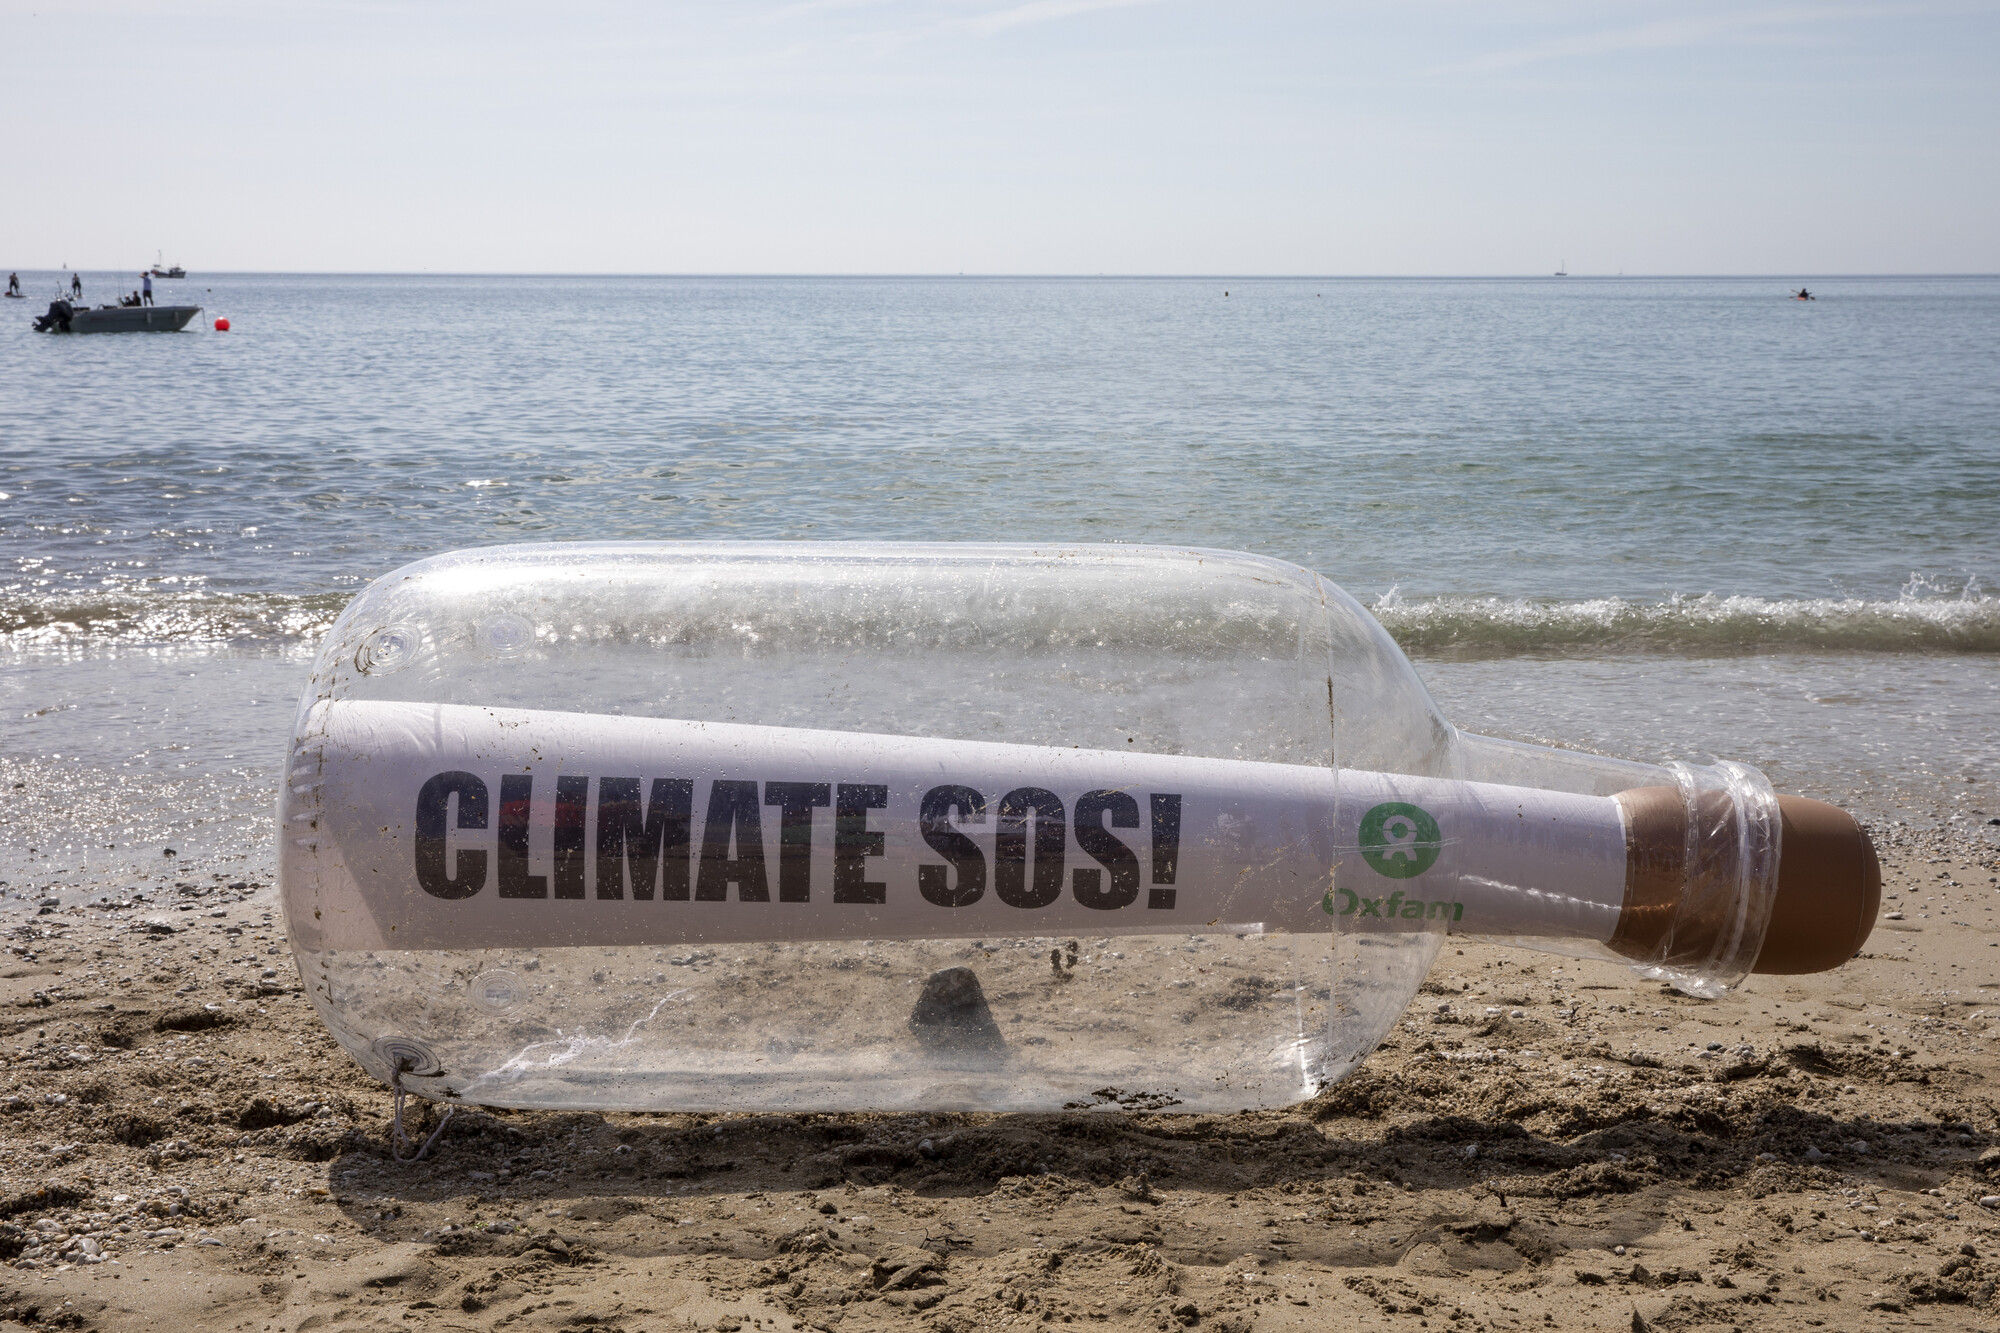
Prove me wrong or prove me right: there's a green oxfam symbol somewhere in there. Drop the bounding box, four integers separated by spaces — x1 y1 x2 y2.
1357 802 1442 879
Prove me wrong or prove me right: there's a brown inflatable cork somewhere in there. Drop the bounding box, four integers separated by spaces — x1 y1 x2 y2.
1608 787 1880 975
1759 794 1882 973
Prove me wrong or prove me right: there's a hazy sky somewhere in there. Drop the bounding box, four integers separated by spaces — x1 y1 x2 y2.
5 1 1995 273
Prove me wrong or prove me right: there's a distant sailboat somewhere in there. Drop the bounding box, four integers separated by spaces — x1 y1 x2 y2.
1554 259 1568 276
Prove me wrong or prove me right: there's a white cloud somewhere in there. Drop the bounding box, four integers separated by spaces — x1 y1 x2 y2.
969 0 1165 38
1435 4 1895 75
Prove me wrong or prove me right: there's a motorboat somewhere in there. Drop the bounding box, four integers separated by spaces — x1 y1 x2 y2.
32 300 201 333
150 252 188 279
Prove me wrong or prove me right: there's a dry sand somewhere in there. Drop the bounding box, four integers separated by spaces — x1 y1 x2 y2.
2 818 1998 1333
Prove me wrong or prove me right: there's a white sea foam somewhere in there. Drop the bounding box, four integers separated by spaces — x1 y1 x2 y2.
1 592 345 647
8 585 1998 656
1373 588 2000 657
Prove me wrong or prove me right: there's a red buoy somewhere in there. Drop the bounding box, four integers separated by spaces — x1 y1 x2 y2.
214 317 231 332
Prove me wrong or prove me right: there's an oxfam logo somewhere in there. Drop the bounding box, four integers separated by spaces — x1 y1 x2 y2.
1357 802 1442 879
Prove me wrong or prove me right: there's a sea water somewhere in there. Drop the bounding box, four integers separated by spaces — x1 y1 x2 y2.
3 274 1998 902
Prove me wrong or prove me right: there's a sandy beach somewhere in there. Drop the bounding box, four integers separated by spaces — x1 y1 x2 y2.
0 813 1993 1333
7 0 1996 1319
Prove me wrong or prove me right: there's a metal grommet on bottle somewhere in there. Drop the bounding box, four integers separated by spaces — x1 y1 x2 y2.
479 615 533 659
372 1034 442 1078
469 970 524 1014
355 625 421 676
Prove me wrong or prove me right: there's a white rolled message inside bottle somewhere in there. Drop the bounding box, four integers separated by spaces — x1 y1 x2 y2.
287 700 1875 973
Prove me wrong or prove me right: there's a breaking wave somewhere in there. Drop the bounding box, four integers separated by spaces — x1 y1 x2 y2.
5 586 1998 659
1373 591 2000 658
0 591 347 648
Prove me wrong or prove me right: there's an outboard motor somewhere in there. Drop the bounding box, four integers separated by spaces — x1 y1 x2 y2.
32 300 74 334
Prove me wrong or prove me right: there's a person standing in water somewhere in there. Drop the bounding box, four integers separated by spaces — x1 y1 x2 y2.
141 272 153 306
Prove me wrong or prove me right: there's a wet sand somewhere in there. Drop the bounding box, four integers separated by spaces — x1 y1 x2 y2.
1 817 1997 1332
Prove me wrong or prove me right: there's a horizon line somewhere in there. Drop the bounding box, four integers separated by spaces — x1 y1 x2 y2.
11 269 1998 281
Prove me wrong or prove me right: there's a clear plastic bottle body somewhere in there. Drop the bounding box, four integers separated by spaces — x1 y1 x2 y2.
280 542 1772 1113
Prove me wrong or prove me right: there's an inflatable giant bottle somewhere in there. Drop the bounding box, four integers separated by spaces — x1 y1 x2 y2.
280 544 1877 1112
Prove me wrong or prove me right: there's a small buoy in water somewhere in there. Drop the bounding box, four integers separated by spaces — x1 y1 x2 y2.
214 317 230 332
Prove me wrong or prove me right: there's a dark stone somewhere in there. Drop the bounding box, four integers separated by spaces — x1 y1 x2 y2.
908 967 1006 1066
156 1008 234 1033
